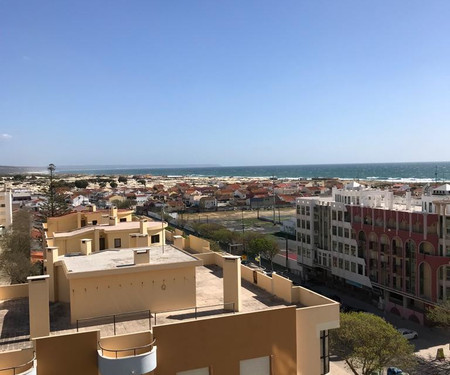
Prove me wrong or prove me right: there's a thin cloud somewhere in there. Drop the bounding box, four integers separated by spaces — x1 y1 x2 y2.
0 134 12 140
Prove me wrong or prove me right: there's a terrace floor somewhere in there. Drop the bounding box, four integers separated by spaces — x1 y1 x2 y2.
0 265 292 351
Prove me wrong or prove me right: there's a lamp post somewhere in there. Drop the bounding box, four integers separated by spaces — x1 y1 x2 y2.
271 176 277 225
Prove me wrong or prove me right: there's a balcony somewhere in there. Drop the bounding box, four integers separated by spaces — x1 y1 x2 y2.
98 338 157 375
0 350 35 375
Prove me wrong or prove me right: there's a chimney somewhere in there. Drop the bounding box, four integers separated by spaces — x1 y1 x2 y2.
109 216 117 226
91 204 97 212
223 256 242 312
28 275 50 339
110 206 118 218
140 219 148 235
80 239 92 255
173 235 185 250
134 249 150 265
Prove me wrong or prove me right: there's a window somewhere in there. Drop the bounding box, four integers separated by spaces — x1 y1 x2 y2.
177 368 209 375
151 234 160 244
358 264 364 275
332 226 337 236
338 243 343 253
338 258 343 269
351 262 356 273
344 228 349 238
332 210 336 220
120 217 127 222
351 246 356 256
345 260 350 271
240 356 270 375
305 206 310 216
338 227 343 237
344 244 349 255
338 211 343 221
114 238 121 248
320 330 330 375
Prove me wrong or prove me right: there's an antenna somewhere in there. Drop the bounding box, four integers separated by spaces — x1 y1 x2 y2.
435 165 438 183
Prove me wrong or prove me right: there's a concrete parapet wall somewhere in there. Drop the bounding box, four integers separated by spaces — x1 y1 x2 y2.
100 331 153 359
193 252 216 265
0 348 34 373
187 235 211 253
272 273 293 304
0 283 28 301
35 330 99 375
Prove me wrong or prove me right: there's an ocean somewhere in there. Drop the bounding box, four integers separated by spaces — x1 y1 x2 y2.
58 161 450 183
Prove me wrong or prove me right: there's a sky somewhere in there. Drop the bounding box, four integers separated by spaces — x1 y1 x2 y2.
1 1 450 167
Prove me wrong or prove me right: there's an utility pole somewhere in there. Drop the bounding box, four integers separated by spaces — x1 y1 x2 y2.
161 205 165 253
242 209 245 252
271 176 277 225
48 163 55 217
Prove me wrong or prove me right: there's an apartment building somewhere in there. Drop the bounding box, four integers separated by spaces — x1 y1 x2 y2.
0 211 340 375
296 182 450 324
0 185 12 233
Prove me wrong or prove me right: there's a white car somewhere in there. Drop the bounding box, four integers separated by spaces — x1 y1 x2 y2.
397 328 418 340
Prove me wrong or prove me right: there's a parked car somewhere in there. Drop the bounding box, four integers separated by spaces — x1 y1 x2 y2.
387 366 409 375
397 328 418 340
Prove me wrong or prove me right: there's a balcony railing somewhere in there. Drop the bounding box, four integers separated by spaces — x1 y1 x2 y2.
0 352 35 375
98 339 157 375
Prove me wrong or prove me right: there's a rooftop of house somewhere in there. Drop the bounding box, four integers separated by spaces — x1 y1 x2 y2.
61 245 200 274
53 221 163 238
0 264 294 351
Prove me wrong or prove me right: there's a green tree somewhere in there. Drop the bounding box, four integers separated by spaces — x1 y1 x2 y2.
110 181 118 188
426 299 450 327
0 210 40 284
74 180 89 189
247 235 279 269
112 199 135 210
330 312 415 375
118 176 127 184
38 164 71 221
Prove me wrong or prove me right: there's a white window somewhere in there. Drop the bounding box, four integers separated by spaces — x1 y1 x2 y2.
240 356 270 375
177 367 209 375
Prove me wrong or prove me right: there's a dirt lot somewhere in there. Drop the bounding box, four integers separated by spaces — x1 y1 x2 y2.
181 208 295 234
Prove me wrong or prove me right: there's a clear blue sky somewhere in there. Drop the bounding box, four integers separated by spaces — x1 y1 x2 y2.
1 1 449 167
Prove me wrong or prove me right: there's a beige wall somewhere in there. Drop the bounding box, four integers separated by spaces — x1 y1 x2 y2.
35 330 99 375
28 275 50 339
100 331 153 358
272 273 293 304
153 306 297 375
69 266 196 323
0 348 34 374
187 235 211 253
55 264 70 303
193 252 216 265
0 283 28 301
296 303 340 375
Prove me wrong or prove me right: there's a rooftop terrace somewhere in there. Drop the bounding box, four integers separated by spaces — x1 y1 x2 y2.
61 245 199 274
0 264 292 351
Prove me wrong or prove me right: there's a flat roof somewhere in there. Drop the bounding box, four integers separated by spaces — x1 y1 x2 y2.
53 221 163 238
61 245 199 274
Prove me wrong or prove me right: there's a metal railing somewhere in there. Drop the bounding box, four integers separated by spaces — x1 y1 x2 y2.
0 352 35 375
98 338 156 359
152 302 235 326
76 310 152 335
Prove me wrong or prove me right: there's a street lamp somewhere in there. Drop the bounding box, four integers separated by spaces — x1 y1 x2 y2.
270 176 277 225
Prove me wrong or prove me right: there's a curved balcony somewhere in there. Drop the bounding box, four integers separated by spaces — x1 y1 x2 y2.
0 351 36 375
97 339 157 375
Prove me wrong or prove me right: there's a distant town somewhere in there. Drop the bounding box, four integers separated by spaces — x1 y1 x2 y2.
0 169 449 374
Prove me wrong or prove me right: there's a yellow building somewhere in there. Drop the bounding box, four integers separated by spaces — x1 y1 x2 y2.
0 214 340 375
